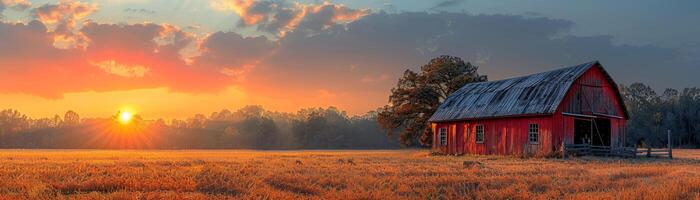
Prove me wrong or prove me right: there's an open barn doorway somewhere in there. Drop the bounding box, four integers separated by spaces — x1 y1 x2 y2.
574 118 611 146
574 119 591 144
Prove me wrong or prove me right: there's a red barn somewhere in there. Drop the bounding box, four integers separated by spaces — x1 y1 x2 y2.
428 61 628 156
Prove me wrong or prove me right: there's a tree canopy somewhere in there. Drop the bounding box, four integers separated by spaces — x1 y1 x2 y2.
621 83 700 148
378 55 487 146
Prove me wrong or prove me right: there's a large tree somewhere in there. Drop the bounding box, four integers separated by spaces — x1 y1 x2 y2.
378 55 487 146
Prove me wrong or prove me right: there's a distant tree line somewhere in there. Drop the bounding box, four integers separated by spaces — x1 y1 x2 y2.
621 83 700 148
0 106 399 149
0 83 698 149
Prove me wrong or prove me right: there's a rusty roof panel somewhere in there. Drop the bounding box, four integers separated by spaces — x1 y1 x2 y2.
429 61 599 122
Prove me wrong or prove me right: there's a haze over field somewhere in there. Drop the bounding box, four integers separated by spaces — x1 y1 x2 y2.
1 0 699 120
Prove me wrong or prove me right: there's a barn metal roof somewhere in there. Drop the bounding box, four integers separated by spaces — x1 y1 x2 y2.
429 61 621 122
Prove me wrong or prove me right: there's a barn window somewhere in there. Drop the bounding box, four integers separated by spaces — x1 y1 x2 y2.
529 123 539 144
475 125 484 143
439 128 447 146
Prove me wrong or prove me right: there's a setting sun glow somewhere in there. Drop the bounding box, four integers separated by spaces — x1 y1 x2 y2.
119 111 133 124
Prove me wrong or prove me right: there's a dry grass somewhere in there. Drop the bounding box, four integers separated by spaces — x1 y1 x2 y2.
0 149 699 199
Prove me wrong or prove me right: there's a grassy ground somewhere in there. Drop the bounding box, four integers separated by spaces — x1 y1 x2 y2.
0 149 699 199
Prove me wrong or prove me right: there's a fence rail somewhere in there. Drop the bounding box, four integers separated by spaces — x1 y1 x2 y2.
563 143 672 159
637 148 673 158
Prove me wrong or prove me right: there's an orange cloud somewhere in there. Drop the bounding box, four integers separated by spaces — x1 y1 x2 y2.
220 64 256 82
192 31 275 80
31 1 96 49
91 60 150 78
213 0 370 36
0 20 238 98
308 2 370 22
0 0 31 13
154 24 193 48
31 1 95 24
226 0 264 25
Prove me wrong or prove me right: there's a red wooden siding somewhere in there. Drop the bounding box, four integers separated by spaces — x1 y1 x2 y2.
559 66 626 118
433 64 627 156
434 116 554 155
553 65 627 151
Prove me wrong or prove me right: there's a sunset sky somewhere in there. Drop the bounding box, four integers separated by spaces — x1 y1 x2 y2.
1 0 699 120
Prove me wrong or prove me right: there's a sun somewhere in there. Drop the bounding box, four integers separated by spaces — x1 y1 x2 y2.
118 111 133 124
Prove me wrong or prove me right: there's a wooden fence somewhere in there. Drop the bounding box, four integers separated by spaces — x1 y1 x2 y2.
563 144 672 159
636 148 673 158
563 144 637 158
563 130 674 159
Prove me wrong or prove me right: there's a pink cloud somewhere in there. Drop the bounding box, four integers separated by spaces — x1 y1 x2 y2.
31 1 96 49
214 0 370 36
90 60 150 78
0 0 31 14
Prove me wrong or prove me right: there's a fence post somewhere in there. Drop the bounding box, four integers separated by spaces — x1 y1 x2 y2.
562 141 567 159
647 148 651 158
668 130 673 159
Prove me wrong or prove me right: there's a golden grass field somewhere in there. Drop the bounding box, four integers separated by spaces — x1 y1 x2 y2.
0 149 699 200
